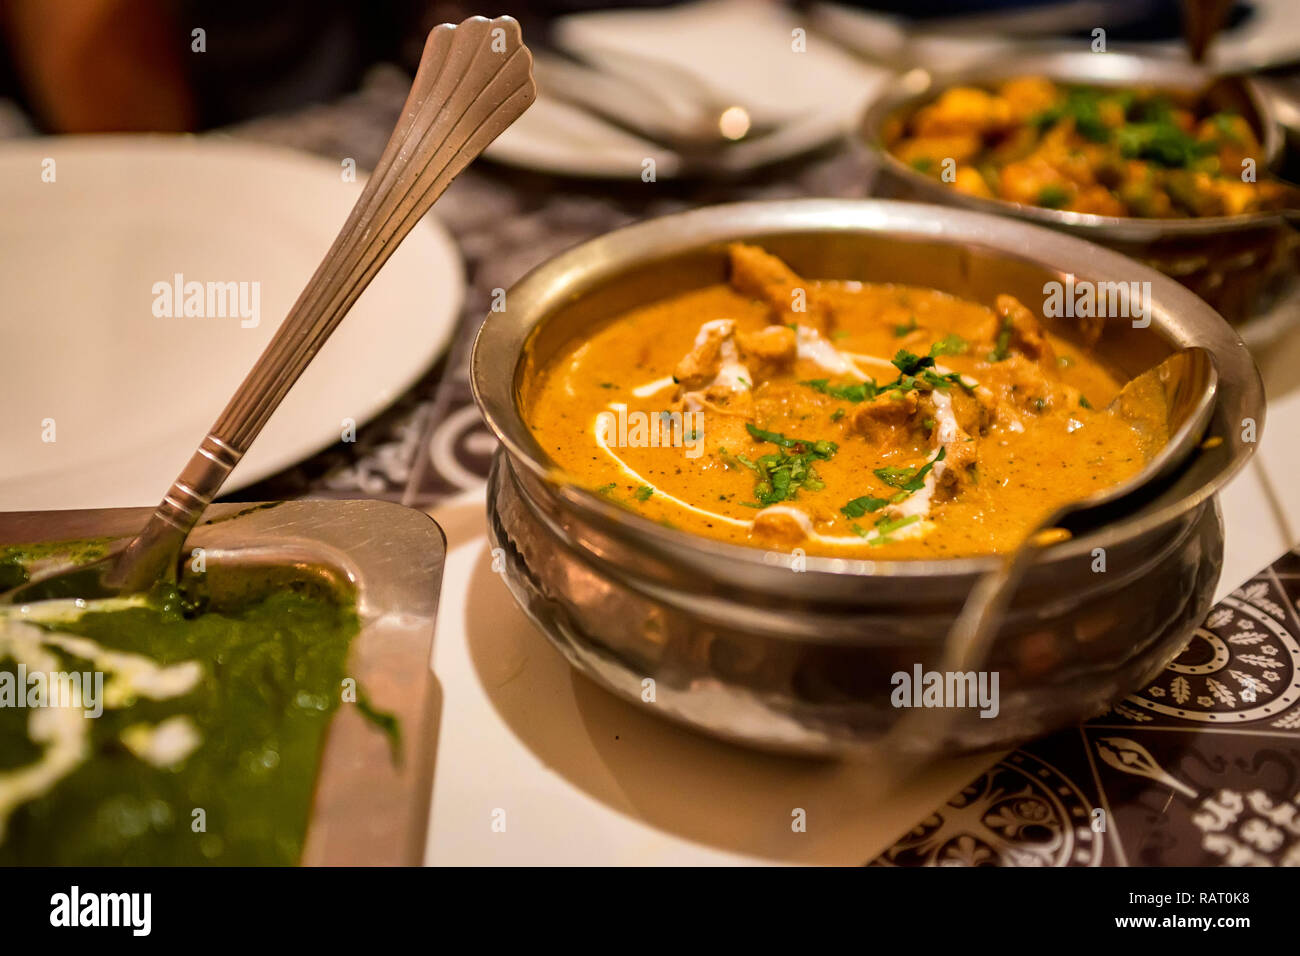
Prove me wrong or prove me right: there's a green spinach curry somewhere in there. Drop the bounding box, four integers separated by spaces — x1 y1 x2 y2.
0 541 360 865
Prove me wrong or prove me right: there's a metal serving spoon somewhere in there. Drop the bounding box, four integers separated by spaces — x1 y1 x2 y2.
885 345 1218 755
0 16 536 606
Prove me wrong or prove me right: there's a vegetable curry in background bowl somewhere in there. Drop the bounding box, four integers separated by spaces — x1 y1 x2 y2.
860 50 1297 331
527 243 1156 560
885 78 1287 220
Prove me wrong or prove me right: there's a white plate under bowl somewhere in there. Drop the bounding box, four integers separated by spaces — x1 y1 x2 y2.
0 135 463 511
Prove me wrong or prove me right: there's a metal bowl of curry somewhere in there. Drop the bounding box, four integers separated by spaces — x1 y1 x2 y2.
472 198 1263 757
859 49 1298 327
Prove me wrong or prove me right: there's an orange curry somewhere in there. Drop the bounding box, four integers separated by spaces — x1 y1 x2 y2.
526 244 1155 559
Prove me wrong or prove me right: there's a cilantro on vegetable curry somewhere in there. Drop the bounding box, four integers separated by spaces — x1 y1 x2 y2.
526 243 1160 559
885 77 1284 218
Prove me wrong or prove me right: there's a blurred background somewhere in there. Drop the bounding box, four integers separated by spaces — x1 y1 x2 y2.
1 1 1296 134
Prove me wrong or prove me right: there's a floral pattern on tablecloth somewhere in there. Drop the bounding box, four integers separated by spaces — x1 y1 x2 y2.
871 552 1300 866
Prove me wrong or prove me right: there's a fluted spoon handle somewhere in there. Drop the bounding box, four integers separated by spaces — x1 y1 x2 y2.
103 16 535 592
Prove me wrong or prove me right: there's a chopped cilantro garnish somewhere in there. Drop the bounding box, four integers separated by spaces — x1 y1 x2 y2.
1036 185 1070 209
892 349 936 375
873 446 947 492
741 424 839 507
1117 120 1214 168
988 313 1013 362
717 446 758 472
802 378 878 403
1079 395 1094 410
841 495 891 519
831 408 845 422
886 351 969 392
894 316 918 337
805 350 969 408
745 424 837 457
634 485 654 502
918 368 974 394
871 514 922 543
929 333 968 357
850 512 923 545
1031 87 1111 143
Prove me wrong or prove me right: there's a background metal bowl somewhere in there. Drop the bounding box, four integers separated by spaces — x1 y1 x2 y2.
859 48 1299 327
472 198 1264 757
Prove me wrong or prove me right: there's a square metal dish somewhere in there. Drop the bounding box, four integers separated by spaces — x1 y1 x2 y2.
0 499 444 865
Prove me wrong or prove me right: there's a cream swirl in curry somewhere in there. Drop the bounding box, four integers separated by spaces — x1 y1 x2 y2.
526 244 1154 559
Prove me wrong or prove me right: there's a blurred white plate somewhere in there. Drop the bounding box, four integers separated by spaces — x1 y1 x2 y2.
0 135 463 511
486 0 889 178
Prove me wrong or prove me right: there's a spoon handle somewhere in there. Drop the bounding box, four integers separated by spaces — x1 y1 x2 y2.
880 521 1052 757
112 17 535 590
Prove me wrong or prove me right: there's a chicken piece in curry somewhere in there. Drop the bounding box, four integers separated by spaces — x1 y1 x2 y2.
526 243 1158 559
886 77 1285 218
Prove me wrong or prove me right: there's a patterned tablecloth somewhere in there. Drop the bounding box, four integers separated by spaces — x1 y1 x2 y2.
870 549 1300 866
